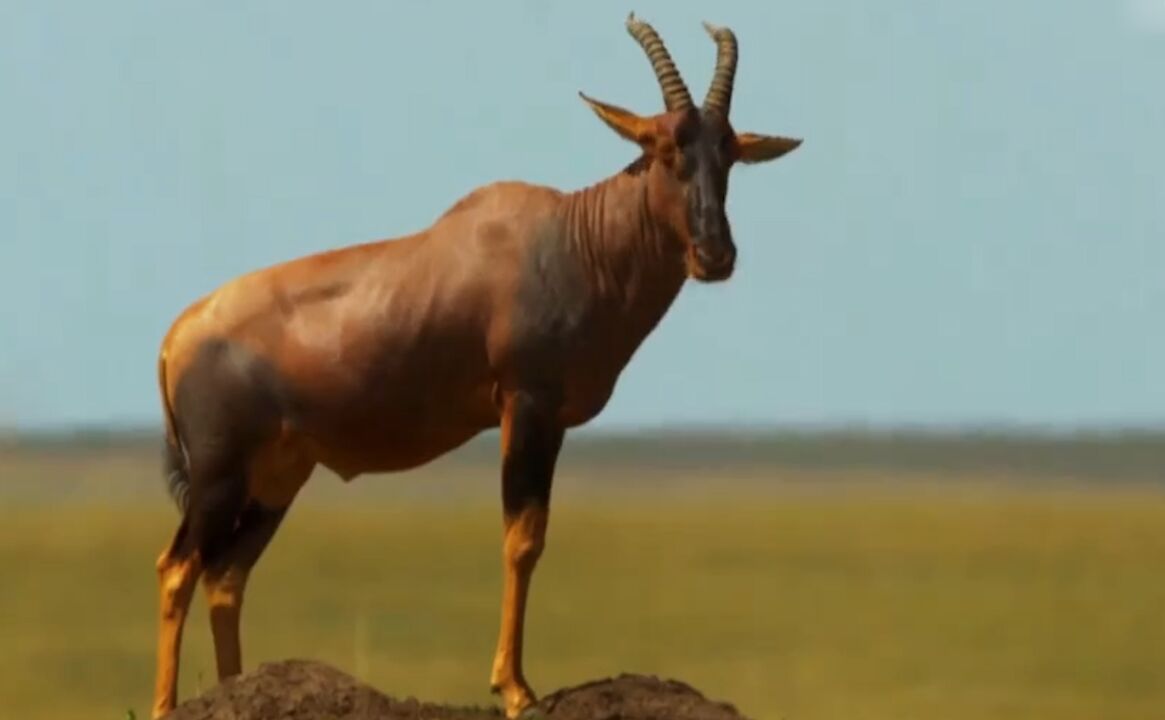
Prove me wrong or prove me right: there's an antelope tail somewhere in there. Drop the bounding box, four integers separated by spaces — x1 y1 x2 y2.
158 353 190 513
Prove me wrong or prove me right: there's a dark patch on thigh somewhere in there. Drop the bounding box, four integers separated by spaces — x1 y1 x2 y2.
173 339 288 457
172 339 290 565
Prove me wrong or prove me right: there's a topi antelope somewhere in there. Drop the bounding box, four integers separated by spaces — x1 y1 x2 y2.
151 14 801 719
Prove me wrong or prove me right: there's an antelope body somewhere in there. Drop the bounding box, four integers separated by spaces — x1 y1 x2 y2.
151 15 801 719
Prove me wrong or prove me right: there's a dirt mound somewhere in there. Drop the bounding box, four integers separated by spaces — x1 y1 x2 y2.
166 659 751 720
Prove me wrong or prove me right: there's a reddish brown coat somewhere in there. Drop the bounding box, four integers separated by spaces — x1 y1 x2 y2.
150 15 801 720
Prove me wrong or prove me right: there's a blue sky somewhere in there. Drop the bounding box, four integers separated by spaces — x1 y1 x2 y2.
1 0 1162 431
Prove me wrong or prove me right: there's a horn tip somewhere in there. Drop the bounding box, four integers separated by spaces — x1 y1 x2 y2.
702 20 737 42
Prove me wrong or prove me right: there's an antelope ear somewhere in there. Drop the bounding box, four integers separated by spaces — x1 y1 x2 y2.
579 92 655 147
735 132 803 164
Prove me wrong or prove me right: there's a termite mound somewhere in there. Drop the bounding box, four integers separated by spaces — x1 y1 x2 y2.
163 658 753 720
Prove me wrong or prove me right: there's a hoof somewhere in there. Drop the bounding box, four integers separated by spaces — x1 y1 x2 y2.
490 677 539 719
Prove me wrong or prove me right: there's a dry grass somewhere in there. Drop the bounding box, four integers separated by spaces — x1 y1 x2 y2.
1 439 1163 719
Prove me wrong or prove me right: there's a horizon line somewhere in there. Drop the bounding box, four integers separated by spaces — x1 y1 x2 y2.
4 419 1164 443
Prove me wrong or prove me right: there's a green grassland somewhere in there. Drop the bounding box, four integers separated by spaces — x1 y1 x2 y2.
1 431 1163 719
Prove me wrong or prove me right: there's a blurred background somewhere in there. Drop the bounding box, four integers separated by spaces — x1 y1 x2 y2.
1 1 1162 719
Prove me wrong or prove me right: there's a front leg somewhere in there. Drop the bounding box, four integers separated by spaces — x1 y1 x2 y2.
489 389 564 719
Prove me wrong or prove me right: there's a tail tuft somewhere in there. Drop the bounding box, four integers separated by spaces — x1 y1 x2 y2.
163 435 190 513
158 350 189 514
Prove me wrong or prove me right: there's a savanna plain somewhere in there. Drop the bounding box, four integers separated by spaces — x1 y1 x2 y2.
1 430 1163 720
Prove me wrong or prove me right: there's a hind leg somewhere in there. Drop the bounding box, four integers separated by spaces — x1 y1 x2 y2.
152 521 202 719
153 337 301 714
201 502 290 680
201 454 313 681
152 459 248 719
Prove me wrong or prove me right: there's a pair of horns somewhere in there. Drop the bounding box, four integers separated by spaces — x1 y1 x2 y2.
625 13 737 117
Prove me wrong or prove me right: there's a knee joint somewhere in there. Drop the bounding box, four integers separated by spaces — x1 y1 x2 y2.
505 529 546 571
513 536 544 564
503 501 549 570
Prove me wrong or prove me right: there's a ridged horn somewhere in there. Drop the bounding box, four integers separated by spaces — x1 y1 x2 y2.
701 21 738 117
625 13 694 112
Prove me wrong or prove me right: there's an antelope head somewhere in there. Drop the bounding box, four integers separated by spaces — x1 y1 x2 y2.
580 14 802 282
